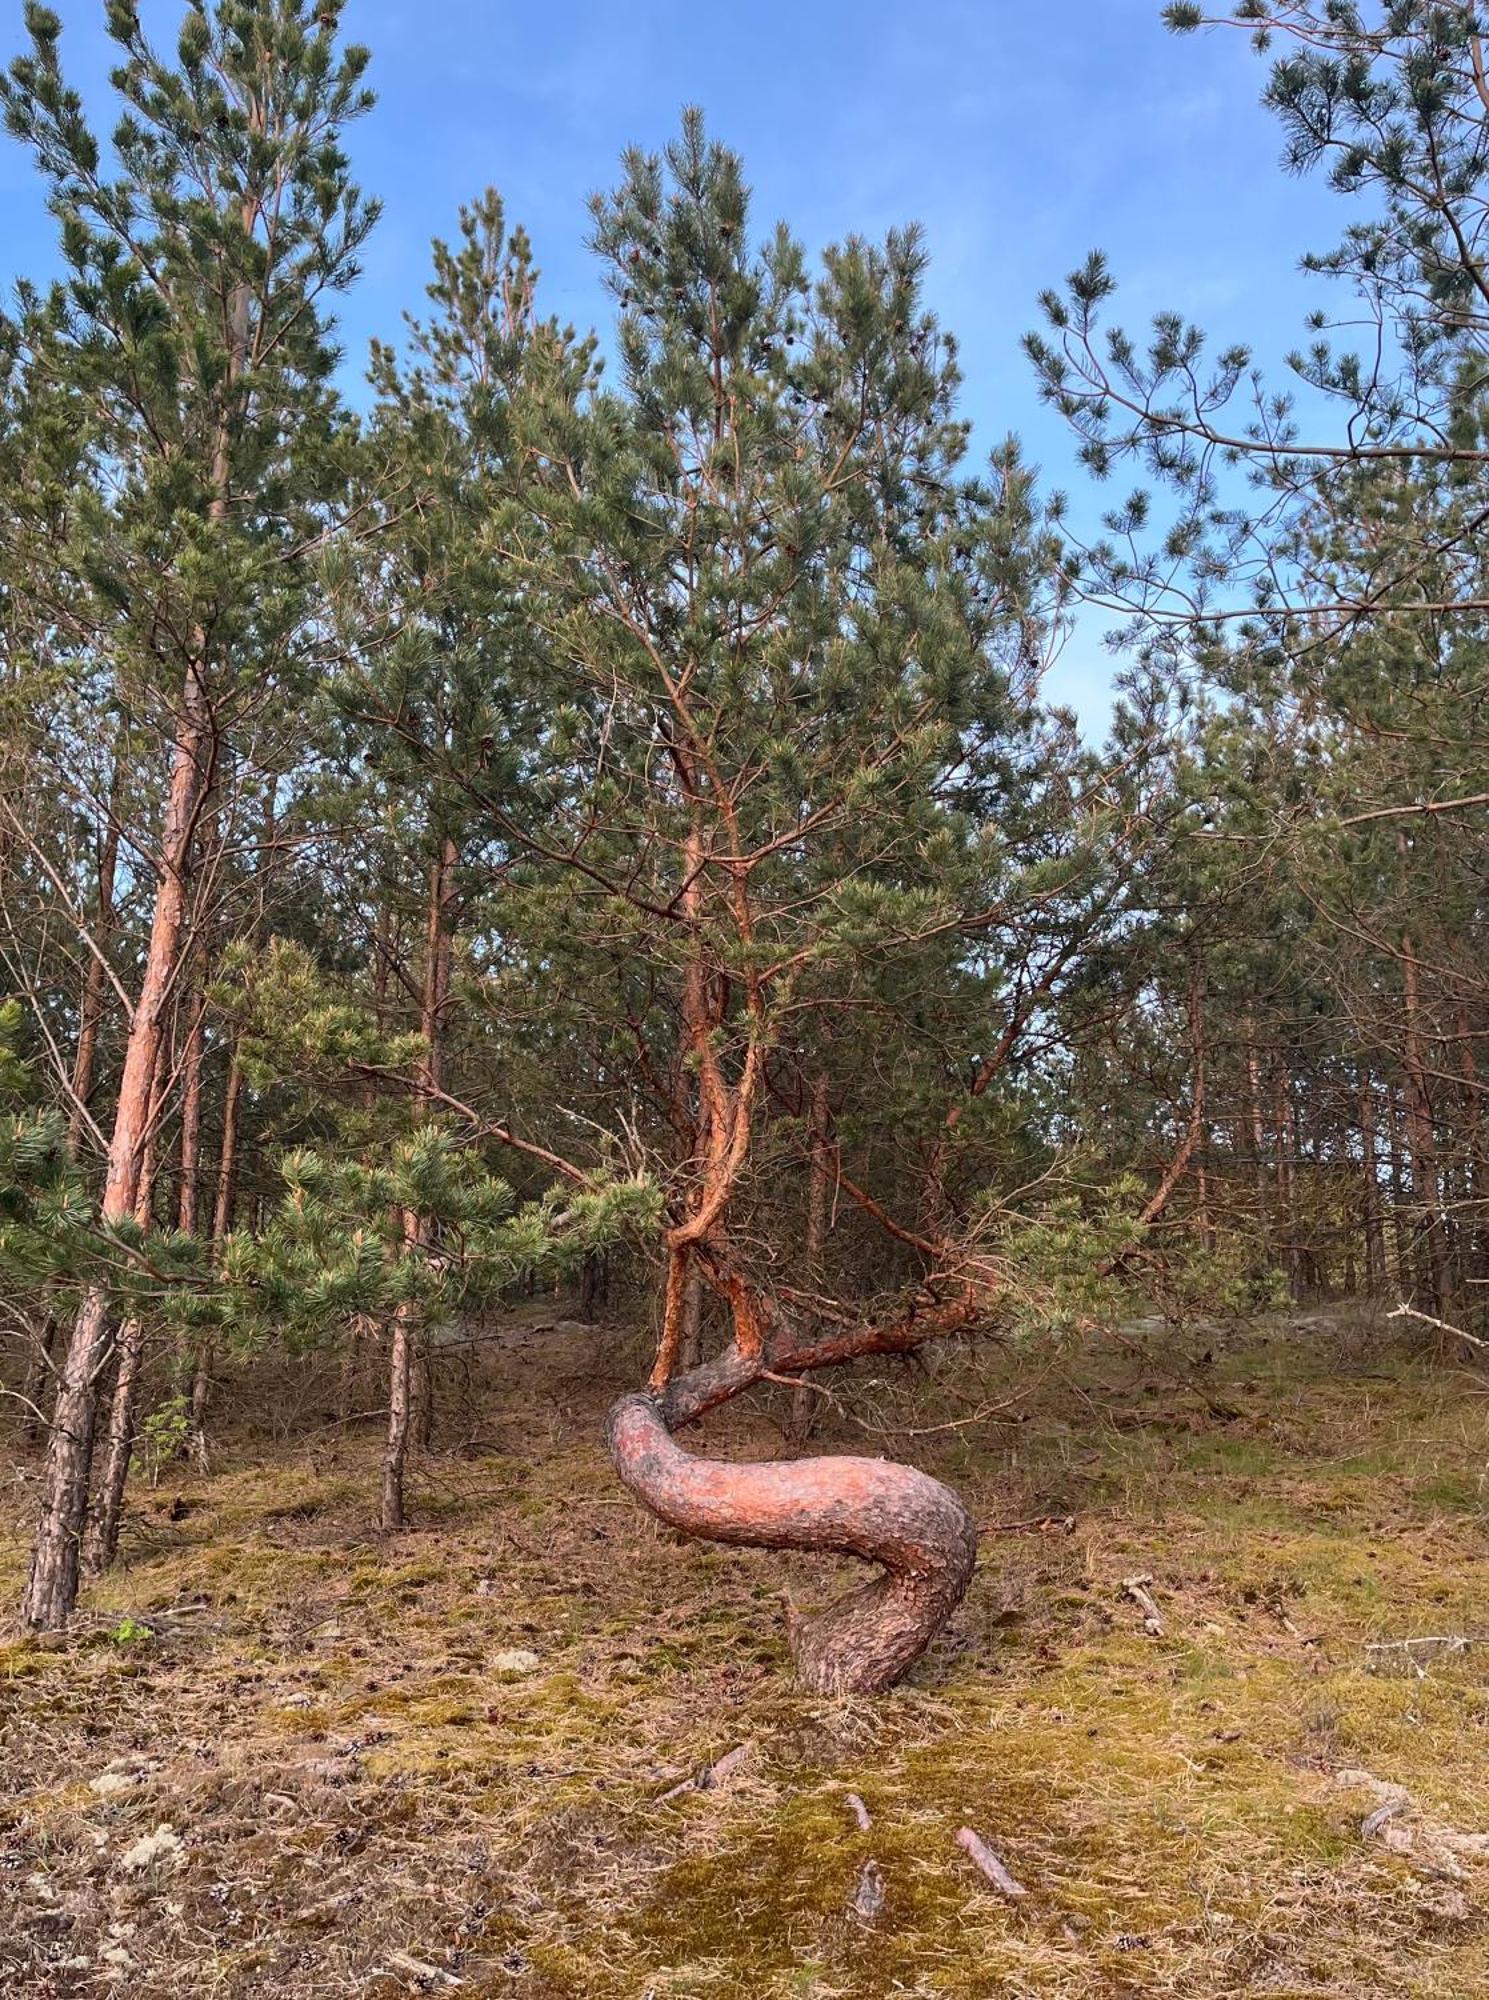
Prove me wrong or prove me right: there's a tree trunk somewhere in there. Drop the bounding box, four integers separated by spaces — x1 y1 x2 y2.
1273 1068 1302 1301
1359 1076 1387 1294
67 755 124 1156
1243 1017 1272 1262
382 1308 414 1534
607 1390 976 1694
677 1256 705 1370
189 1041 243 1460
20 1315 57 1444
1386 1085 1413 1291
408 834 458 1453
1453 1005 1485 1287
84 1048 169 1576
83 1325 145 1577
579 1251 600 1324
177 989 206 1236
791 1072 833 1443
1400 931 1450 1316
22 685 213 1630
22 1289 114 1627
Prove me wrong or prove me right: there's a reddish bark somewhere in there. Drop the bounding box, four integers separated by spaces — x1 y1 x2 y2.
85 1046 170 1576
607 1391 976 1693
605 1270 983 1690
21 201 247 1623
23 677 213 1630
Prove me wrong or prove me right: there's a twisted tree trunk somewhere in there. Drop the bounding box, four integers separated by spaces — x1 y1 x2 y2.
607 1390 975 1693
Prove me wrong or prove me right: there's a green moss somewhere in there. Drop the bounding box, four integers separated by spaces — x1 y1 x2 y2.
9 1327 1489 1998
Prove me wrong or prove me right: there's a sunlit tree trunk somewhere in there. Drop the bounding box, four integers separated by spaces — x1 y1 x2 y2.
84 1046 170 1576
23 673 214 1629
609 1341 978 1693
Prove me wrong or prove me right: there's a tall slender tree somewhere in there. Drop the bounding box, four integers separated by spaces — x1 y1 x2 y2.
2 0 376 1627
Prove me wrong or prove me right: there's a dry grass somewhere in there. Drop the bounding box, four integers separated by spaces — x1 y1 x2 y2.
4 1307 1489 1997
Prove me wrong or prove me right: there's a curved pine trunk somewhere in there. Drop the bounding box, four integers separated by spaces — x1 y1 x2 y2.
606 1391 976 1694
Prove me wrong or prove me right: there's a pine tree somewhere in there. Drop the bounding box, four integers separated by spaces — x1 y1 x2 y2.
2 0 376 1628
475 114 1116 1690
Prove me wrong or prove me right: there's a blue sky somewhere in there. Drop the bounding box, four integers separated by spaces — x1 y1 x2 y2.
1 2 1349 723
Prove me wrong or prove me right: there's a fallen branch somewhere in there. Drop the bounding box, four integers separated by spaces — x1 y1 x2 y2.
955 1826 1029 1898
1334 1767 1489 1875
1365 1633 1477 1677
851 1858 886 1922
657 1740 753 1803
1387 1303 1489 1351
1122 1573 1165 1636
383 1952 462 1989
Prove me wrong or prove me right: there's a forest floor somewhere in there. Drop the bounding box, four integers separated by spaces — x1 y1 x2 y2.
3 1307 1489 1998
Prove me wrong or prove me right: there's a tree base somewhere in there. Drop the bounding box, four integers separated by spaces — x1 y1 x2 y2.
606 1392 977 1694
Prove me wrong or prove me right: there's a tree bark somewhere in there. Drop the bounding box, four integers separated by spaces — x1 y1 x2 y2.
1386 1085 1413 1292
1400 930 1451 1315
84 1046 169 1576
189 1041 243 1458
23 678 213 1630
1243 1016 1272 1261
1273 1067 1302 1301
383 1311 414 1533
1452 1005 1485 1287
677 1255 705 1370
791 1072 833 1443
607 1390 976 1693
67 754 124 1157
177 988 206 1236
1359 1075 1387 1294
20 1315 57 1444
409 834 458 1452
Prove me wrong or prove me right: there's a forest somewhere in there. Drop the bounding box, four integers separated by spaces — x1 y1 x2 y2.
1 2 1488 1994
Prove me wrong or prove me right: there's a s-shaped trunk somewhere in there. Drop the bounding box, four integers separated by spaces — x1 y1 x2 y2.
606 1391 976 1694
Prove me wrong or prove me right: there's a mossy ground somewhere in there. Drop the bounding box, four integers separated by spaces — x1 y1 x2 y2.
4 1308 1489 1996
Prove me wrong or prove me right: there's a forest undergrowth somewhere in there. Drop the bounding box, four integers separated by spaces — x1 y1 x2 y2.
4 1306 1489 1999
